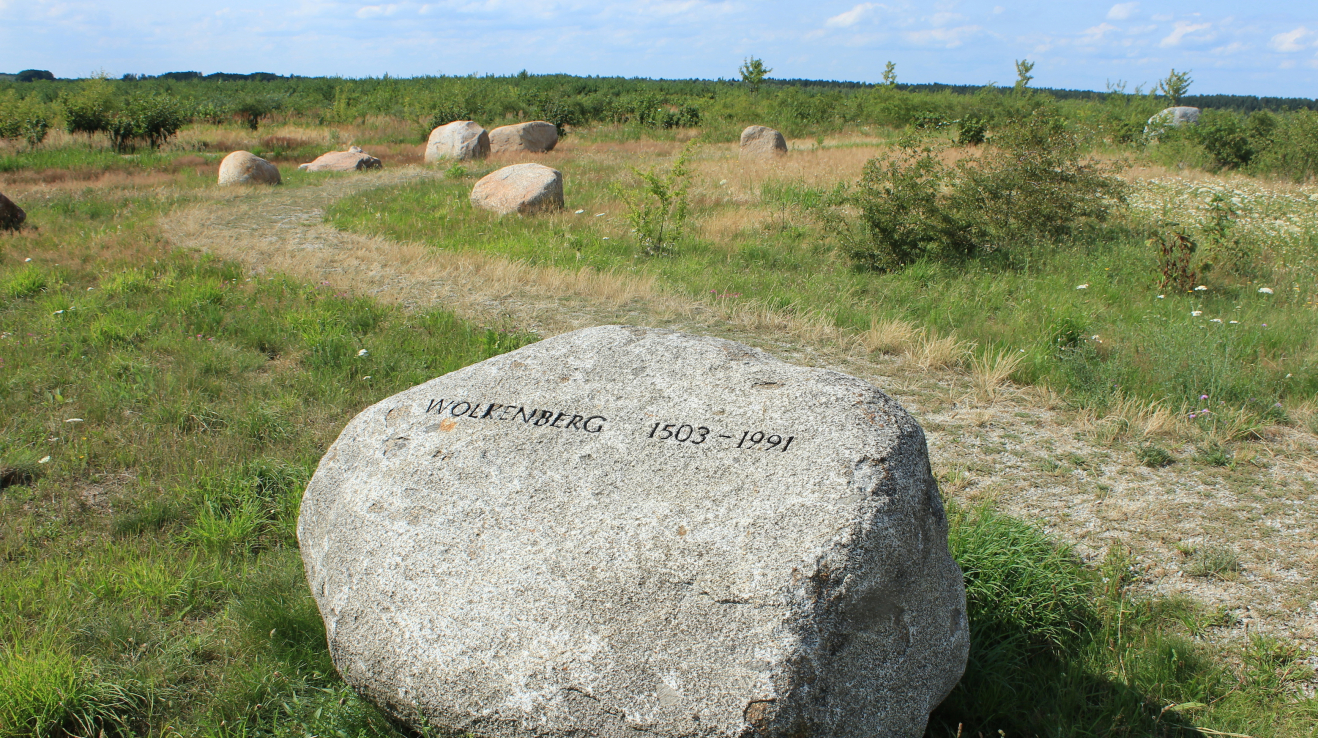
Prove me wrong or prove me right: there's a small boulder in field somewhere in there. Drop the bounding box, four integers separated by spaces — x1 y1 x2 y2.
740 125 788 160
298 325 970 738
1147 106 1201 132
0 192 25 231
298 146 382 172
425 121 490 163
470 163 564 215
218 151 281 186
489 121 559 154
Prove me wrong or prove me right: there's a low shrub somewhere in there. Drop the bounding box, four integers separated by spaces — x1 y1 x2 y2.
825 109 1127 271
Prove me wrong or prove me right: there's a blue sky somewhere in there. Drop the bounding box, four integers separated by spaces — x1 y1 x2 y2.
2 1 1315 96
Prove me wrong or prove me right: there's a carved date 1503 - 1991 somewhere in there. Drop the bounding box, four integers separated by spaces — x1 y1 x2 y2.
648 422 795 452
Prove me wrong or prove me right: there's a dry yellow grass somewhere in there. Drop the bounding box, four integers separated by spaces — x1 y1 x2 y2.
969 349 1024 404
863 317 920 355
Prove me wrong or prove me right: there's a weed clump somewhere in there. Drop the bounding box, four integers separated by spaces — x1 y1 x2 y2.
1135 443 1175 467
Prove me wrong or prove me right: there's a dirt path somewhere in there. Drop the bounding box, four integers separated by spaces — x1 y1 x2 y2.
159 168 1318 671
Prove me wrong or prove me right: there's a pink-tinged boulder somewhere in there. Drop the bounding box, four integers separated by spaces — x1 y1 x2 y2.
218 151 281 186
470 163 564 216
298 146 382 172
490 121 559 154
0 192 25 231
425 121 490 163
740 125 788 160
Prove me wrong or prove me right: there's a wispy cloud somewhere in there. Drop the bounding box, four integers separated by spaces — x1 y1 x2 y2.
1269 26 1312 53
1079 22 1117 44
825 3 883 28
904 25 982 48
1159 20 1211 47
1107 3 1137 21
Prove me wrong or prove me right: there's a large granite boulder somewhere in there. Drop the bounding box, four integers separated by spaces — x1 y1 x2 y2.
299 325 969 738
217 151 281 186
1147 106 1201 131
425 120 490 163
298 146 382 172
0 192 25 230
490 121 559 154
469 163 564 215
740 125 788 160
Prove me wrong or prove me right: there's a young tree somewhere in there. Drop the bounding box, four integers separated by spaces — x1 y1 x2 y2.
739 57 772 93
882 61 898 88
1013 59 1035 93
1158 68 1193 106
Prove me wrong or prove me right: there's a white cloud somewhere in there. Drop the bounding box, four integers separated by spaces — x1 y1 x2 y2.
904 25 981 48
930 12 964 26
1079 22 1117 43
1159 20 1211 47
1212 42 1248 55
825 3 882 28
1107 3 1137 21
1269 27 1312 53
356 3 405 18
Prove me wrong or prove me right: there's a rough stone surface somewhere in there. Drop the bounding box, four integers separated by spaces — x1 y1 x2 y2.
298 325 969 738
469 163 564 216
298 146 383 172
490 121 559 154
0 192 25 230
425 121 491 163
739 125 788 160
1147 106 1201 129
217 151 281 186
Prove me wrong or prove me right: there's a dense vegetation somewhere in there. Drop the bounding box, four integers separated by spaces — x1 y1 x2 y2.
2 71 1318 179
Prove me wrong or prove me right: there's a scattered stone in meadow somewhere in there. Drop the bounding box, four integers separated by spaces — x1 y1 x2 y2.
489 121 559 154
425 120 491 163
740 125 788 160
217 151 281 186
0 192 25 230
1147 106 1201 130
298 325 969 738
469 163 564 215
298 146 383 172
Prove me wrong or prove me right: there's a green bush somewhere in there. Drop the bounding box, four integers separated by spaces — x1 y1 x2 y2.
825 110 1127 271
104 94 186 152
1253 109 1318 182
1194 109 1253 170
616 142 695 256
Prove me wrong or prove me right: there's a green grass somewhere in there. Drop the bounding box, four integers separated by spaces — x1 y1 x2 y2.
326 154 1318 420
0 186 533 737
3 159 1314 737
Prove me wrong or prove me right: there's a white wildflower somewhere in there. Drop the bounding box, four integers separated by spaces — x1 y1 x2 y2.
39 456 51 464
1194 285 1208 291
574 209 584 214
1258 287 1274 294
1191 311 1202 317
65 418 83 423
357 349 368 357
1210 318 1223 323
1076 284 1089 290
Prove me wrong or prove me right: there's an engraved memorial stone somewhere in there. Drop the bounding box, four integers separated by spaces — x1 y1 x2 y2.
298 325 969 738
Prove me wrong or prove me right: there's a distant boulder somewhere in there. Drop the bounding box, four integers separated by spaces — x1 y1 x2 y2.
740 125 788 160
0 192 25 230
490 121 559 154
425 121 490 163
470 163 564 215
298 146 382 172
1147 107 1201 132
218 151 281 186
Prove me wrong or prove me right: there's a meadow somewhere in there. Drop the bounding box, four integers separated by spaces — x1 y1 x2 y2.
2 74 1317 737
